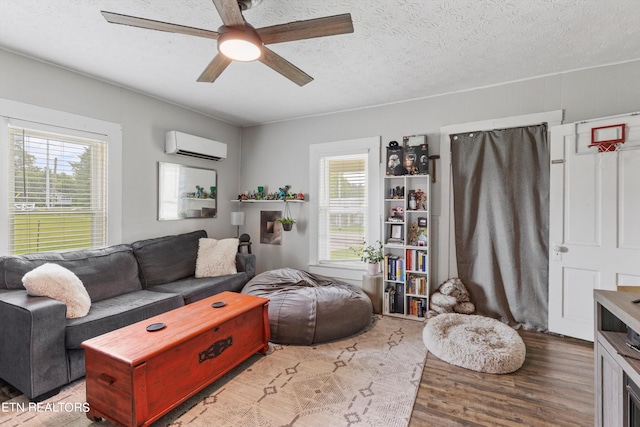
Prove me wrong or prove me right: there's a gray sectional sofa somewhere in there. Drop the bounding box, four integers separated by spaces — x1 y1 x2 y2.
0 230 255 401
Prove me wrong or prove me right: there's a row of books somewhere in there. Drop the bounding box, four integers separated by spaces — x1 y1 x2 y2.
384 255 405 282
408 297 427 318
383 284 428 318
406 274 428 296
405 249 428 272
383 283 404 314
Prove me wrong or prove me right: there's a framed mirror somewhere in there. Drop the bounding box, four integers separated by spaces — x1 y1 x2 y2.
158 162 217 220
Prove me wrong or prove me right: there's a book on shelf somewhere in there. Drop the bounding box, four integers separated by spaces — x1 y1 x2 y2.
408 297 426 318
387 217 404 223
384 285 396 314
405 249 428 272
394 283 405 314
384 255 405 282
406 274 427 295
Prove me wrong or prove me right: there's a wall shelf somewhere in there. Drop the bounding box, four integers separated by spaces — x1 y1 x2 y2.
231 200 305 203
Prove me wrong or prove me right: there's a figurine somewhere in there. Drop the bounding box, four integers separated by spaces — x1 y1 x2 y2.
414 189 427 210
408 191 417 210
417 229 428 246
277 185 291 200
408 222 419 246
389 206 404 222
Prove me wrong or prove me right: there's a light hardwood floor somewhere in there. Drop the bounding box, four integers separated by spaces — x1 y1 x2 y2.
409 330 594 427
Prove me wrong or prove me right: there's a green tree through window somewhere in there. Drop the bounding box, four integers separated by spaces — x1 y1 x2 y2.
9 127 106 254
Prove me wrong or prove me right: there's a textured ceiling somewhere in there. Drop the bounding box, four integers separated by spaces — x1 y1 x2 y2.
1 0 640 126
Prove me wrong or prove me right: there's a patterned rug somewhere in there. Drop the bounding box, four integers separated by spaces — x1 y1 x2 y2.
0 379 21 404
0 315 426 427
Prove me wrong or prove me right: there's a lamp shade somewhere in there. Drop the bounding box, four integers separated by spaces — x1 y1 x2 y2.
231 211 245 226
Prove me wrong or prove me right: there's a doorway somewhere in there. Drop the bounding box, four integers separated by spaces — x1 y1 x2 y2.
437 111 563 324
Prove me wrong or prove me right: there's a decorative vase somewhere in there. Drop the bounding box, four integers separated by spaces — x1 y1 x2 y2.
366 262 380 275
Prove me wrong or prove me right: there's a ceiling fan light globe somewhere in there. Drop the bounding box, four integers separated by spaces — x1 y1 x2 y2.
219 38 261 61
217 26 263 62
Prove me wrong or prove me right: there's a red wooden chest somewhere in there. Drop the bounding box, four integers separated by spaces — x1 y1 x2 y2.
81 291 269 427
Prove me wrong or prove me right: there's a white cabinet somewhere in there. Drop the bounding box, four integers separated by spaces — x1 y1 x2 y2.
382 175 430 320
596 342 623 427
594 290 640 426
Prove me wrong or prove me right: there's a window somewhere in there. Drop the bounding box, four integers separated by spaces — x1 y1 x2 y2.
7 126 107 254
309 136 380 271
318 153 368 263
0 99 122 255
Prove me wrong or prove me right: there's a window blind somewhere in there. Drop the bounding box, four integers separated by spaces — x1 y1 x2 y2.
317 153 368 263
8 126 107 254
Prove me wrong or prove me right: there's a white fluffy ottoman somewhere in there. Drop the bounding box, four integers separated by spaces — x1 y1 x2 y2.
422 313 526 374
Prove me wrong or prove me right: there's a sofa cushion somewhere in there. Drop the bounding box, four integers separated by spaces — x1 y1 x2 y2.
148 273 248 305
195 238 238 278
3 245 142 302
65 289 184 349
132 230 207 287
22 263 91 319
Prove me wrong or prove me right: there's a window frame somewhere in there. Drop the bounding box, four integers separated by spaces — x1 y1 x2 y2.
0 98 122 254
308 136 381 278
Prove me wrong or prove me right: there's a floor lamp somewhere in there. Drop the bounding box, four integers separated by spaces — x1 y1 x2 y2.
231 211 245 238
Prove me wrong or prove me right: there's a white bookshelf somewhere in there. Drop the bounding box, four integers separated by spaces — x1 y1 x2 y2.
382 174 431 321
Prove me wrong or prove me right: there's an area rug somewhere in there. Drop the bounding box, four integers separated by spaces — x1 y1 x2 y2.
0 315 427 427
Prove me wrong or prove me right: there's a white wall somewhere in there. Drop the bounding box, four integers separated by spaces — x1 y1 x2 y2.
4 45 640 274
240 59 640 281
0 48 242 244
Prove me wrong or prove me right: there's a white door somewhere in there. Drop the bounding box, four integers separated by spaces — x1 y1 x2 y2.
549 114 640 341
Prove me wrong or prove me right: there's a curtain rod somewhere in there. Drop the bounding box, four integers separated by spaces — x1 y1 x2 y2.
451 122 547 137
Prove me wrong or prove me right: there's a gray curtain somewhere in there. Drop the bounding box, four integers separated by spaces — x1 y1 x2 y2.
451 124 549 330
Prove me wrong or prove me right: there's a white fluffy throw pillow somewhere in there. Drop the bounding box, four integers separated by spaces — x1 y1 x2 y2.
195 238 238 278
22 263 91 318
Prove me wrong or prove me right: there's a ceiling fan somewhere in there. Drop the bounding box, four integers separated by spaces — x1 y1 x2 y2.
101 0 354 86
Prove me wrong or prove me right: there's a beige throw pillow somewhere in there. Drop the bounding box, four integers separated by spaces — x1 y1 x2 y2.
22 263 91 318
195 238 238 278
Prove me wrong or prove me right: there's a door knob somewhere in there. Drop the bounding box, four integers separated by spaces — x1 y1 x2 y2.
552 244 567 253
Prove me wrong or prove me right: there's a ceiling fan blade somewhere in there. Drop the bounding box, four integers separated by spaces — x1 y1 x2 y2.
260 47 313 86
101 11 218 39
212 0 245 26
257 13 353 45
197 54 232 83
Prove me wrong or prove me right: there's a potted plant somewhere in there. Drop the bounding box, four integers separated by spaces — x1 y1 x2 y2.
278 217 296 231
353 240 384 274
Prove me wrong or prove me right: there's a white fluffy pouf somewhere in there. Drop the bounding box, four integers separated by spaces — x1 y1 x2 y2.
422 313 526 374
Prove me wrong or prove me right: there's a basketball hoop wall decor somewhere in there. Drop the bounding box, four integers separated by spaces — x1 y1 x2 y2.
589 123 626 152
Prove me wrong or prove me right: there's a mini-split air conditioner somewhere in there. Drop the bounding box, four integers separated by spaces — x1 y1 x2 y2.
165 131 227 161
